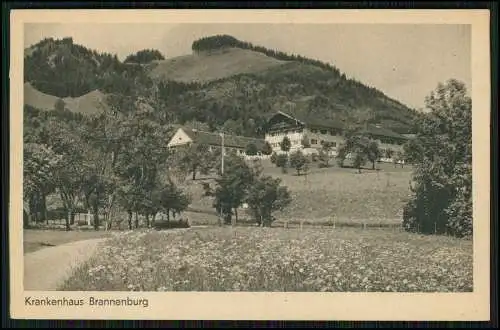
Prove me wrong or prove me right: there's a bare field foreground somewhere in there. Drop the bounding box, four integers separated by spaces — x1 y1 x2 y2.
59 227 472 292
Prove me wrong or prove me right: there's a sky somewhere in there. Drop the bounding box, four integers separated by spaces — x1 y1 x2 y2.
24 23 471 110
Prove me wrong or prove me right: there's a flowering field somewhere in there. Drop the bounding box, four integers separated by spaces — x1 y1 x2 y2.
60 227 472 292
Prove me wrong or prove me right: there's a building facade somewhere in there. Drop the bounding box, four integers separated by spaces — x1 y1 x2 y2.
264 111 409 161
167 126 268 158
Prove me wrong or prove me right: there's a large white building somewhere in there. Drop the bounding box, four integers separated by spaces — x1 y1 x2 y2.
264 111 409 160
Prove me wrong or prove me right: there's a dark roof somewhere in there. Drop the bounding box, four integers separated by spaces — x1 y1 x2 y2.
181 127 266 150
273 111 408 140
273 111 345 130
362 125 409 140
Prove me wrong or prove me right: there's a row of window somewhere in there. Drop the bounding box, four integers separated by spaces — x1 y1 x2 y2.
269 140 338 148
268 128 342 137
309 128 341 136
268 129 303 137
310 139 337 147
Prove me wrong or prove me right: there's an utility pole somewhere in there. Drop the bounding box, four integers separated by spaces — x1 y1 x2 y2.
221 132 225 175
218 131 225 227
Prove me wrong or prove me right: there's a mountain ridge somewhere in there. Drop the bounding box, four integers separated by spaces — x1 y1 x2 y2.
23 36 420 136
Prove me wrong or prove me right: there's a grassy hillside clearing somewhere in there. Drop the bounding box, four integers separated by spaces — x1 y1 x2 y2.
24 82 107 115
147 47 288 84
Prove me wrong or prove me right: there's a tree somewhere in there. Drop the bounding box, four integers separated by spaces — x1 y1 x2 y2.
177 143 212 180
351 144 368 173
402 79 472 237
23 143 60 226
366 140 381 170
158 181 191 223
319 141 335 167
245 143 258 156
336 143 348 168
275 154 289 173
403 139 424 164
261 141 273 156
212 155 255 225
245 175 292 227
280 136 291 153
124 49 165 64
54 99 66 112
289 150 309 176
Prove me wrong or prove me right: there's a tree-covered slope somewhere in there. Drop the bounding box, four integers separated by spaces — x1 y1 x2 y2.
24 35 420 136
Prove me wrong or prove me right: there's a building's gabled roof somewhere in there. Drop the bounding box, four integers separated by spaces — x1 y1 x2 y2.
361 125 409 141
272 111 346 130
271 111 408 141
181 127 267 150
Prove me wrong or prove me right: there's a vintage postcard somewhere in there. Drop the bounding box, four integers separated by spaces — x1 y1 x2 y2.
9 9 491 320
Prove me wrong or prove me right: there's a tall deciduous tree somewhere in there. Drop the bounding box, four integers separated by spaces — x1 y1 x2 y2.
289 150 309 176
366 140 381 170
177 143 212 180
23 143 60 226
212 155 255 225
246 175 292 227
403 79 472 237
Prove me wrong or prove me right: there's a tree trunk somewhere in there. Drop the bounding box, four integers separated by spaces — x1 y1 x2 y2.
30 195 38 223
358 166 362 174
146 214 150 228
128 211 133 230
372 161 375 170
234 208 238 224
166 209 170 223
65 209 71 231
151 213 156 228
134 212 139 229
41 193 47 222
192 168 196 180
93 198 99 231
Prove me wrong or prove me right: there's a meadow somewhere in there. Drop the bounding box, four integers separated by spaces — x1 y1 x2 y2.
179 160 413 227
60 226 473 292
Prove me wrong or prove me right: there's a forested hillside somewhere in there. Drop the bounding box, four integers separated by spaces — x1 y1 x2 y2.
24 35 420 136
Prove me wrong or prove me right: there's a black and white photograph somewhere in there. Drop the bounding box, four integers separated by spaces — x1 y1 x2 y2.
9 9 491 321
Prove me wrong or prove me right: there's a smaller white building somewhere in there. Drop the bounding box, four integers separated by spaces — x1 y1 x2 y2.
167 126 268 158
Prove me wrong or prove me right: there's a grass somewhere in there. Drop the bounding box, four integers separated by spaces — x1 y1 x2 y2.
147 47 286 84
178 160 413 226
24 82 106 115
23 229 111 254
60 227 472 292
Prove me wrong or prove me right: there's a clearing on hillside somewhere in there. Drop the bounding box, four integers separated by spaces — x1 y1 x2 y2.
147 48 288 83
24 82 107 115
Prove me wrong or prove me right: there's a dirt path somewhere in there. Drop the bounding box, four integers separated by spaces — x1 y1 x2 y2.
24 238 107 291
